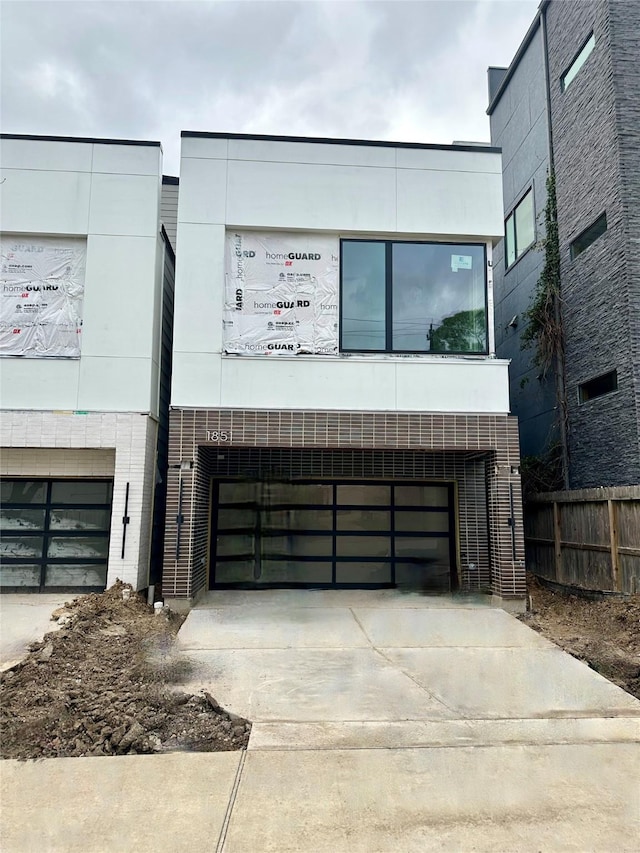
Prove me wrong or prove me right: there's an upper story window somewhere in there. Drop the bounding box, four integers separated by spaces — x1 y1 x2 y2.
340 240 487 355
570 212 607 259
578 369 617 403
505 187 535 268
561 33 595 91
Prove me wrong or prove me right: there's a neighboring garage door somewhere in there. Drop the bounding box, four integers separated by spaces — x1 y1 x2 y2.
0 479 113 592
211 480 456 590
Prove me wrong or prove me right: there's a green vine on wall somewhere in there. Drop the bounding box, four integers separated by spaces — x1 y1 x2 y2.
520 171 562 377
520 170 570 490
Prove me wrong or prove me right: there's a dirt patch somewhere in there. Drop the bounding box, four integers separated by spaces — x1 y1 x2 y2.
0 581 251 760
520 574 640 699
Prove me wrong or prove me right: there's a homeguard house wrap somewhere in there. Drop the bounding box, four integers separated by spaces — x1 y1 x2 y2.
0 134 175 593
163 132 525 607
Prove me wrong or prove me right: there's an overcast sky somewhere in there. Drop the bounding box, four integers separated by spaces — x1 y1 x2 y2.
1 0 538 175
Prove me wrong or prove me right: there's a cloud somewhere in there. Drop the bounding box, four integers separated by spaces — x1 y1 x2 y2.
1 0 539 174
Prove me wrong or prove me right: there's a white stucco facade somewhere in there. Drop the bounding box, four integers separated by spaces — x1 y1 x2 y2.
0 135 169 591
171 134 510 414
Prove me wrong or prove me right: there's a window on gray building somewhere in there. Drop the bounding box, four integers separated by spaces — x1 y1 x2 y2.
505 188 535 268
578 370 617 403
570 212 607 259
561 33 595 92
340 240 487 354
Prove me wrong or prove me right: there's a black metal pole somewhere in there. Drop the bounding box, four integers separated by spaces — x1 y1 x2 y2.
121 482 130 559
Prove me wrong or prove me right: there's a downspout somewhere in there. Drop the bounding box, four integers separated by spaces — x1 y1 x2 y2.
540 0 570 489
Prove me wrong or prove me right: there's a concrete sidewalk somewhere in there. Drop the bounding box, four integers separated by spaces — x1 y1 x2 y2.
2 589 639 851
0 594 74 671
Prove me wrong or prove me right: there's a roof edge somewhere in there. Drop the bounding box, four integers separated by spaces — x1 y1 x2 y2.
487 2 548 116
0 133 162 148
181 131 501 155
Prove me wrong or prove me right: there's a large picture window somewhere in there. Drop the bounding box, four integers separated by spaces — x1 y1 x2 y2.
340 240 487 354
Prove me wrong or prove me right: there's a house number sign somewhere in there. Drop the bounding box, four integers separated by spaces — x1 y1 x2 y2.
205 430 232 442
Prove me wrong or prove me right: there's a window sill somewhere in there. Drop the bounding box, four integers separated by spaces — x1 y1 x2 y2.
222 351 507 365
504 240 537 274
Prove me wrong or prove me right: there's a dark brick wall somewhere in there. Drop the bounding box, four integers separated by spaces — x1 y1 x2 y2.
162 408 525 600
609 0 640 463
546 0 640 487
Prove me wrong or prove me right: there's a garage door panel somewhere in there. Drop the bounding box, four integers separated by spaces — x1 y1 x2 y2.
336 485 390 505
215 560 256 583
394 485 449 506
212 479 455 589
336 536 392 558
336 510 390 532
260 560 333 583
395 560 451 589
394 510 449 533
0 478 113 591
216 534 256 558
262 533 333 558
336 561 392 583
262 509 333 531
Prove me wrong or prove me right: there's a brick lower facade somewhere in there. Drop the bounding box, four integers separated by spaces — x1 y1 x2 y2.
0 410 159 590
163 409 525 602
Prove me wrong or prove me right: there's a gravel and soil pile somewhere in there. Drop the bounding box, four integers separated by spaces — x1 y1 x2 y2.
0 582 251 760
520 573 640 699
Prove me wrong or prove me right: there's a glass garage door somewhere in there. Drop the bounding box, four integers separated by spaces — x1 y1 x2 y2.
0 479 113 591
211 480 455 589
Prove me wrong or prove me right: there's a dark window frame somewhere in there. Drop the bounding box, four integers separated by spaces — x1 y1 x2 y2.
504 186 536 270
570 212 608 260
578 370 618 403
339 238 489 356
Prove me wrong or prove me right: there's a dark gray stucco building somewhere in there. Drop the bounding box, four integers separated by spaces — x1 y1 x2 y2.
487 0 640 489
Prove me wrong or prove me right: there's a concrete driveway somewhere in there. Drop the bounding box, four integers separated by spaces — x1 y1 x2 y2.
2 589 639 852
0 593 73 671
174 589 640 851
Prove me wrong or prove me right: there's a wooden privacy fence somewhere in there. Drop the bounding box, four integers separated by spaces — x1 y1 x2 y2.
525 486 640 593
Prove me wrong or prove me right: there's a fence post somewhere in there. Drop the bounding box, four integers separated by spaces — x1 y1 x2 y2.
607 499 620 592
553 500 562 582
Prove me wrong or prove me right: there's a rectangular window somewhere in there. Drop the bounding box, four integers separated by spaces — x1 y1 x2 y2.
561 33 595 91
578 370 617 403
570 212 607 259
505 188 535 268
340 240 487 354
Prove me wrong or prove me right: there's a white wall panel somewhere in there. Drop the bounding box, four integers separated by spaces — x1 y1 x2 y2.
88 173 159 237
228 138 397 168
212 356 510 413
225 160 397 232
81 235 159 358
0 138 93 172
77 356 154 412
0 169 91 234
0 359 80 410
177 158 228 225
171 223 225 354
91 143 161 176
170 351 222 407
396 168 503 237
181 136 229 160
395 360 510 412
220 357 397 410
396 147 502 174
